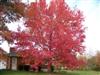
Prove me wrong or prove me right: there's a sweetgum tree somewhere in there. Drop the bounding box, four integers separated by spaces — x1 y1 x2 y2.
14 0 85 71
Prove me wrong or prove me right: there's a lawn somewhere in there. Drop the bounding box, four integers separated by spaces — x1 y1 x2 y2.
0 70 100 75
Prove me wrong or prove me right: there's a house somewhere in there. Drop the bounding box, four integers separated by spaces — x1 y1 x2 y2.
0 47 21 70
8 47 21 70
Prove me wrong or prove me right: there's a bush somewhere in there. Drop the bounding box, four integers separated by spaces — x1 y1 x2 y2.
18 65 30 71
50 65 54 72
93 66 100 71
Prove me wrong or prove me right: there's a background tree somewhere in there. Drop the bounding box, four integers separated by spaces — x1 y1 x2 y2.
87 51 100 71
14 0 85 71
0 0 25 44
95 51 100 66
77 55 87 70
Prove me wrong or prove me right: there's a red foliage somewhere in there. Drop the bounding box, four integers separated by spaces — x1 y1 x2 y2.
13 0 85 69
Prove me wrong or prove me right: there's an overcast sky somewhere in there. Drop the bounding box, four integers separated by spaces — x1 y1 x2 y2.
74 0 100 56
0 0 100 56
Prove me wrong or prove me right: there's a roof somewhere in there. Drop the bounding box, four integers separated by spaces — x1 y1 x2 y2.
9 51 17 57
0 48 7 55
9 47 20 57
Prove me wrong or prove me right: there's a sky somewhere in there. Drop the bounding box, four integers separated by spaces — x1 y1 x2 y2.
0 0 100 56
73 0 100 56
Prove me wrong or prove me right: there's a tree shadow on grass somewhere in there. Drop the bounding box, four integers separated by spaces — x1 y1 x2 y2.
50 71 80 75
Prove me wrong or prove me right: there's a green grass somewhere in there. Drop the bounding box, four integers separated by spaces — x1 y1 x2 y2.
0 70 100 75
66 70 100 75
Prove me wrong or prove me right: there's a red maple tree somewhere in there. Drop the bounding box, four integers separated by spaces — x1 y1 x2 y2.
13 0 85 70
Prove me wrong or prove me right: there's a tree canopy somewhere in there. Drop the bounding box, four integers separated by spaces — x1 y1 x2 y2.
13 0 85 70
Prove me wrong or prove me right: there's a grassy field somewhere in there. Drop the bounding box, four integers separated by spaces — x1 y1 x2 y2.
0 70 100 75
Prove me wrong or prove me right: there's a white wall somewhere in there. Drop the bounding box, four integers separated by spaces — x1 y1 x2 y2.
11 57 17 70
0 60 7 70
